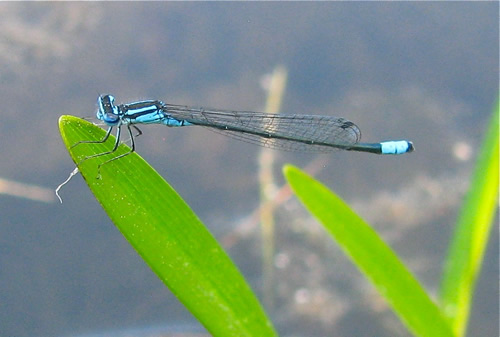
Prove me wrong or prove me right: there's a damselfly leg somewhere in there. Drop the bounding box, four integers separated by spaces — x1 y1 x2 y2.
71 125 142 178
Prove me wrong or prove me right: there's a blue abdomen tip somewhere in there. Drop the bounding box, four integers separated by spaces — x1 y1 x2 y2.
381 141 414 154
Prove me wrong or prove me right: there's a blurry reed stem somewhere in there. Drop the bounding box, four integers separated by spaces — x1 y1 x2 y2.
259 65 287 311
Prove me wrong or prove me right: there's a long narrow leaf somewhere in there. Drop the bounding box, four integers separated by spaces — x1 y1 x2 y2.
59 115 277 337
439 103 499 336
284 165 454 337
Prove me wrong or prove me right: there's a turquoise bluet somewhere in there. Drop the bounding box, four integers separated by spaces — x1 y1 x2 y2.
56 94 414 202
82 94 413 166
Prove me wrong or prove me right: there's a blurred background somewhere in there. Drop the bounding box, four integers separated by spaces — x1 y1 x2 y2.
0 2 497 337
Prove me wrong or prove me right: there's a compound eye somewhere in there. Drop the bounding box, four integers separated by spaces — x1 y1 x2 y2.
103 113 120 124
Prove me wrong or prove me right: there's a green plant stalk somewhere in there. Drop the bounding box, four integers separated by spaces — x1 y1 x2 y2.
58 115 277 337
439 101 499 336
284 165 454 337
259 65 288 311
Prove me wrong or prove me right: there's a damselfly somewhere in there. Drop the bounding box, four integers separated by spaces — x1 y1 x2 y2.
78 94 413 167
56 94 414 202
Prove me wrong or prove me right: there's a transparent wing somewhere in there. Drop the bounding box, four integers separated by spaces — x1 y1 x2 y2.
163 104 361 153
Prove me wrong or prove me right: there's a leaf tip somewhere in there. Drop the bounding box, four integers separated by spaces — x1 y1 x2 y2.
282 164 299 180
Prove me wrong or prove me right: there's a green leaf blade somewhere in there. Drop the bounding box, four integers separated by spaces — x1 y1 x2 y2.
59 115 277 337
284 165 454 337
439 102 499 336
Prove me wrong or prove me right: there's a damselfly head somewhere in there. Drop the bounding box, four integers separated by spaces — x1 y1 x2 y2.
97 94 120 125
